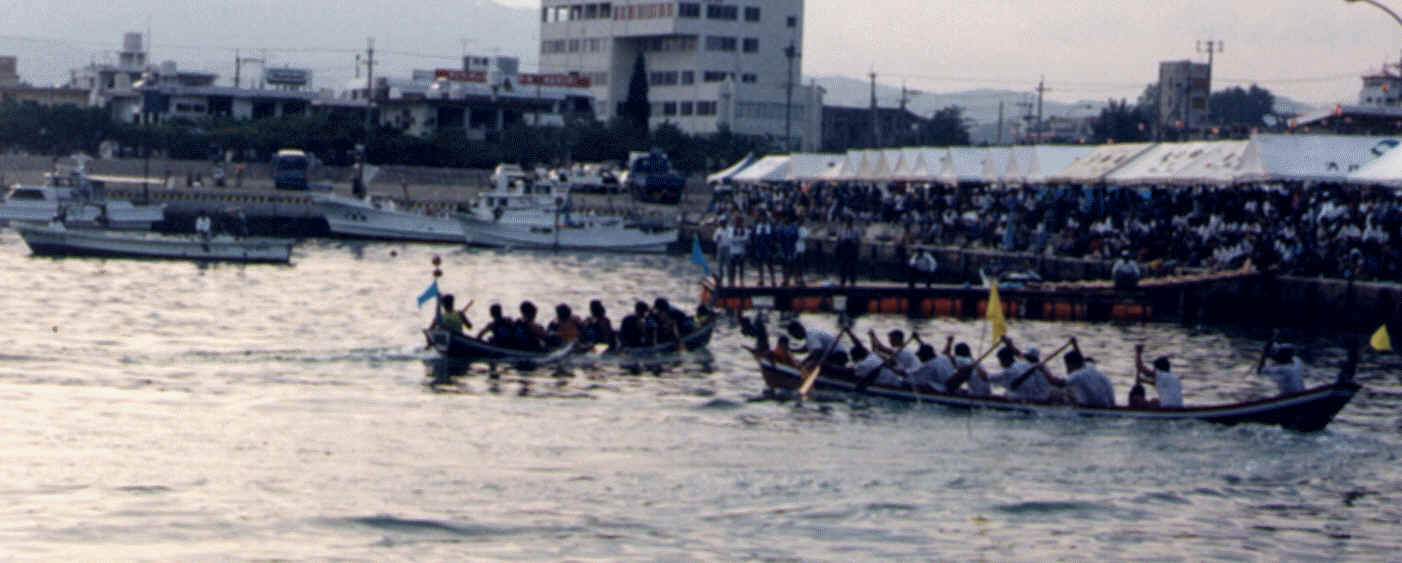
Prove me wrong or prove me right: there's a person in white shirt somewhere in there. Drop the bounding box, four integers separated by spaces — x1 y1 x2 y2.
909 343 955 392
1134 344 1182 408
944 342 991 397
712 221 734 286
868 329 920 374
990 338 1065 402
727 218 748 286
1257 344 1305 395
1112 249 1141 290
1063 341 1115 408
786 321 848 367
907 247 938 288
850 345 902 388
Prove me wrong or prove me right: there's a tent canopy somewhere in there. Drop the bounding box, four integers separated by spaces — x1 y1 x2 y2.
707 153 756 184
730 155 790 184
1050 142 1155 184
786 153 845 182
1238 134 1399 183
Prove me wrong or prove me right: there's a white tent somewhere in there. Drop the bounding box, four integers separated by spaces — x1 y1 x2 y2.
870 150 894 181
944 147 988 185
730 155 791 184
854 150 877 180
707 153 756 184
1049 142 1155 184
1237 134 1399 183
1170 140 1251 186
1002 148 1024 186
787 153 845 182
1104 141 1217 186
1025 145 1098 184
1348 141 1402 186
816 152 857 181
981 147 1009 185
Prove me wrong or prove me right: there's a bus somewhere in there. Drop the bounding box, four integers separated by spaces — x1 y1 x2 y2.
272 149 310 190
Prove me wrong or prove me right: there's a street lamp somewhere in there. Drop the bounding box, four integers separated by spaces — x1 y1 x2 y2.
1346 0 1402 29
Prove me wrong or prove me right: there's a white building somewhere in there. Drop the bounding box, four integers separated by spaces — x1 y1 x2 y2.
538 0 821 150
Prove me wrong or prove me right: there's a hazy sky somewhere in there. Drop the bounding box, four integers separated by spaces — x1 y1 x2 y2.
4 0 1402 107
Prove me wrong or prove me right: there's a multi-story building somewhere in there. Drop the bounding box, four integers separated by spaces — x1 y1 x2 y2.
1157 60 1211 136
0 55 89 106
538 0 821 150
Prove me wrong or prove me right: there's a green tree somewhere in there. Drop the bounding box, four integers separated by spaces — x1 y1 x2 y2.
621 52 651 138
1210 85 1274 127
920 105 972 146
1091 98 1152 143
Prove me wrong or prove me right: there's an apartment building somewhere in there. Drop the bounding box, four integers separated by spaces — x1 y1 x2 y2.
538 0 821 150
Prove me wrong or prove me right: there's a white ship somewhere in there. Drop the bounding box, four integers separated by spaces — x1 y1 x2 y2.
0 158 165 230
17 223 294 264
457 165 676 253
315 193 464 243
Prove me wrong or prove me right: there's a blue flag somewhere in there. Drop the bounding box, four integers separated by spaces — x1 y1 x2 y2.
692 232 712 277
690 235 710 277
417 280 439 309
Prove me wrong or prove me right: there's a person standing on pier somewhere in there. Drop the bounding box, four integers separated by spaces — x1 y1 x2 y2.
727 217 749 287
713 218 735 287
752 211 775 287
836 218 862 286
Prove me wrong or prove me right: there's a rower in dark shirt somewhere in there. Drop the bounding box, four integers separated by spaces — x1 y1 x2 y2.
619 301 651 348
476 303 515 349
514 300 550 351
583 299 616 350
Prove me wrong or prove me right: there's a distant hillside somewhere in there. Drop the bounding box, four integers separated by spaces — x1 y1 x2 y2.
810 74 1320 140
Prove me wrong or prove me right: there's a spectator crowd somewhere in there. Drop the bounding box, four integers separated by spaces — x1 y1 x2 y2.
705 181 1402 283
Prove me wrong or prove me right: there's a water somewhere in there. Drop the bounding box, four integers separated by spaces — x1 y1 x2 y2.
1 231 1399 560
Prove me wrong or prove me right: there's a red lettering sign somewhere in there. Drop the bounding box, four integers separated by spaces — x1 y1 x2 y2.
434 69 487 83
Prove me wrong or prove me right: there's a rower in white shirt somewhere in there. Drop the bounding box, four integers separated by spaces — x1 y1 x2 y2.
1256 343 1305 395
1134 343 1182 408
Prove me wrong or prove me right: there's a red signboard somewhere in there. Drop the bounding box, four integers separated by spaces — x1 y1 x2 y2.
434 69 487 83
518 73 591 88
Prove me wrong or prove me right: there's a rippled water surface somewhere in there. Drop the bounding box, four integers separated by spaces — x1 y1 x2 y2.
1 231 1400 560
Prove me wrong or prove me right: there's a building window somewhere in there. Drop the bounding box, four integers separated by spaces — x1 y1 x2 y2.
706 5 738 20
679 3 700 18
703 71 731 83
542 40 568 54
742 38 759 53
568 39 580 53
705 36 737 52
697 101 717 116
741 73 757 84
681 101 694 115
662 101 677 116
787 15 797 28
680 71 694 85
649 71 679 86
744 6 761 21
640 36 697 53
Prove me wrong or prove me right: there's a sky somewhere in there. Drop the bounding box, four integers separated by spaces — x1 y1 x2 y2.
4 0 1402 109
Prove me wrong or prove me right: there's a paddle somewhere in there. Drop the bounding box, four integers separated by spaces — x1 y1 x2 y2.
797 327 852 399
1250 330 1278 377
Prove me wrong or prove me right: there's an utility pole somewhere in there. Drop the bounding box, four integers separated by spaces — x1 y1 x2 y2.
784 40 800 152
356 37 376 199
234 49 240 88
1015 98 1034 143
1196 40 1223 137
997 100 1005 146
898 83 921 145
869 70 880 147
1034 77 1051 143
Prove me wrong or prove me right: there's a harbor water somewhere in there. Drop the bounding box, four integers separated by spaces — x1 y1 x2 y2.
0 231 1399 560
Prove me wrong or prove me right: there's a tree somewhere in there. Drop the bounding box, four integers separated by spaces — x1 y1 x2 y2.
1091 98 1152 144
920 106 971 146
621 52 651 138
1210 85 1274 127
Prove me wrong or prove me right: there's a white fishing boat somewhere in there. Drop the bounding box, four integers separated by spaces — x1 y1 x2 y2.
0 163 165 230
315 193 464 243
457 165 677 253
17 223 294 263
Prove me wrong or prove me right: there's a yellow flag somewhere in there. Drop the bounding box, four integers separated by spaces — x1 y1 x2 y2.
987 280 1007 344
1371 324 1392 352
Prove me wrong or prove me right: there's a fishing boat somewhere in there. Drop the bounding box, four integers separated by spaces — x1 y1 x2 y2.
0 160 165 230
457 164 677 252
425 317 716 365
17 223 294 264
752 346 1361 433
314 193 465 243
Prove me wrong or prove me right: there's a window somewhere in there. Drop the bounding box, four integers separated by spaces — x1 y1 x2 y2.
697 101 717 115
741 73 757 84
680 101 694 115
703 71 731 82
640 36 697 53
744 6 761 21
649 71 679 86
542 40 568 54
585 4 598 18
705 36 737 52
679 2 700 18
662 101 677 116
742 38 759 53
680 71 694 85
707 5 738 20
568 39 580 53
787 15 797 28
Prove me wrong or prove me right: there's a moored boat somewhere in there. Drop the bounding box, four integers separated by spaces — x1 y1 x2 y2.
754 345 1361 433
315 193 464 243
0 162 165 230
457 164 677 252
17 223 294 264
